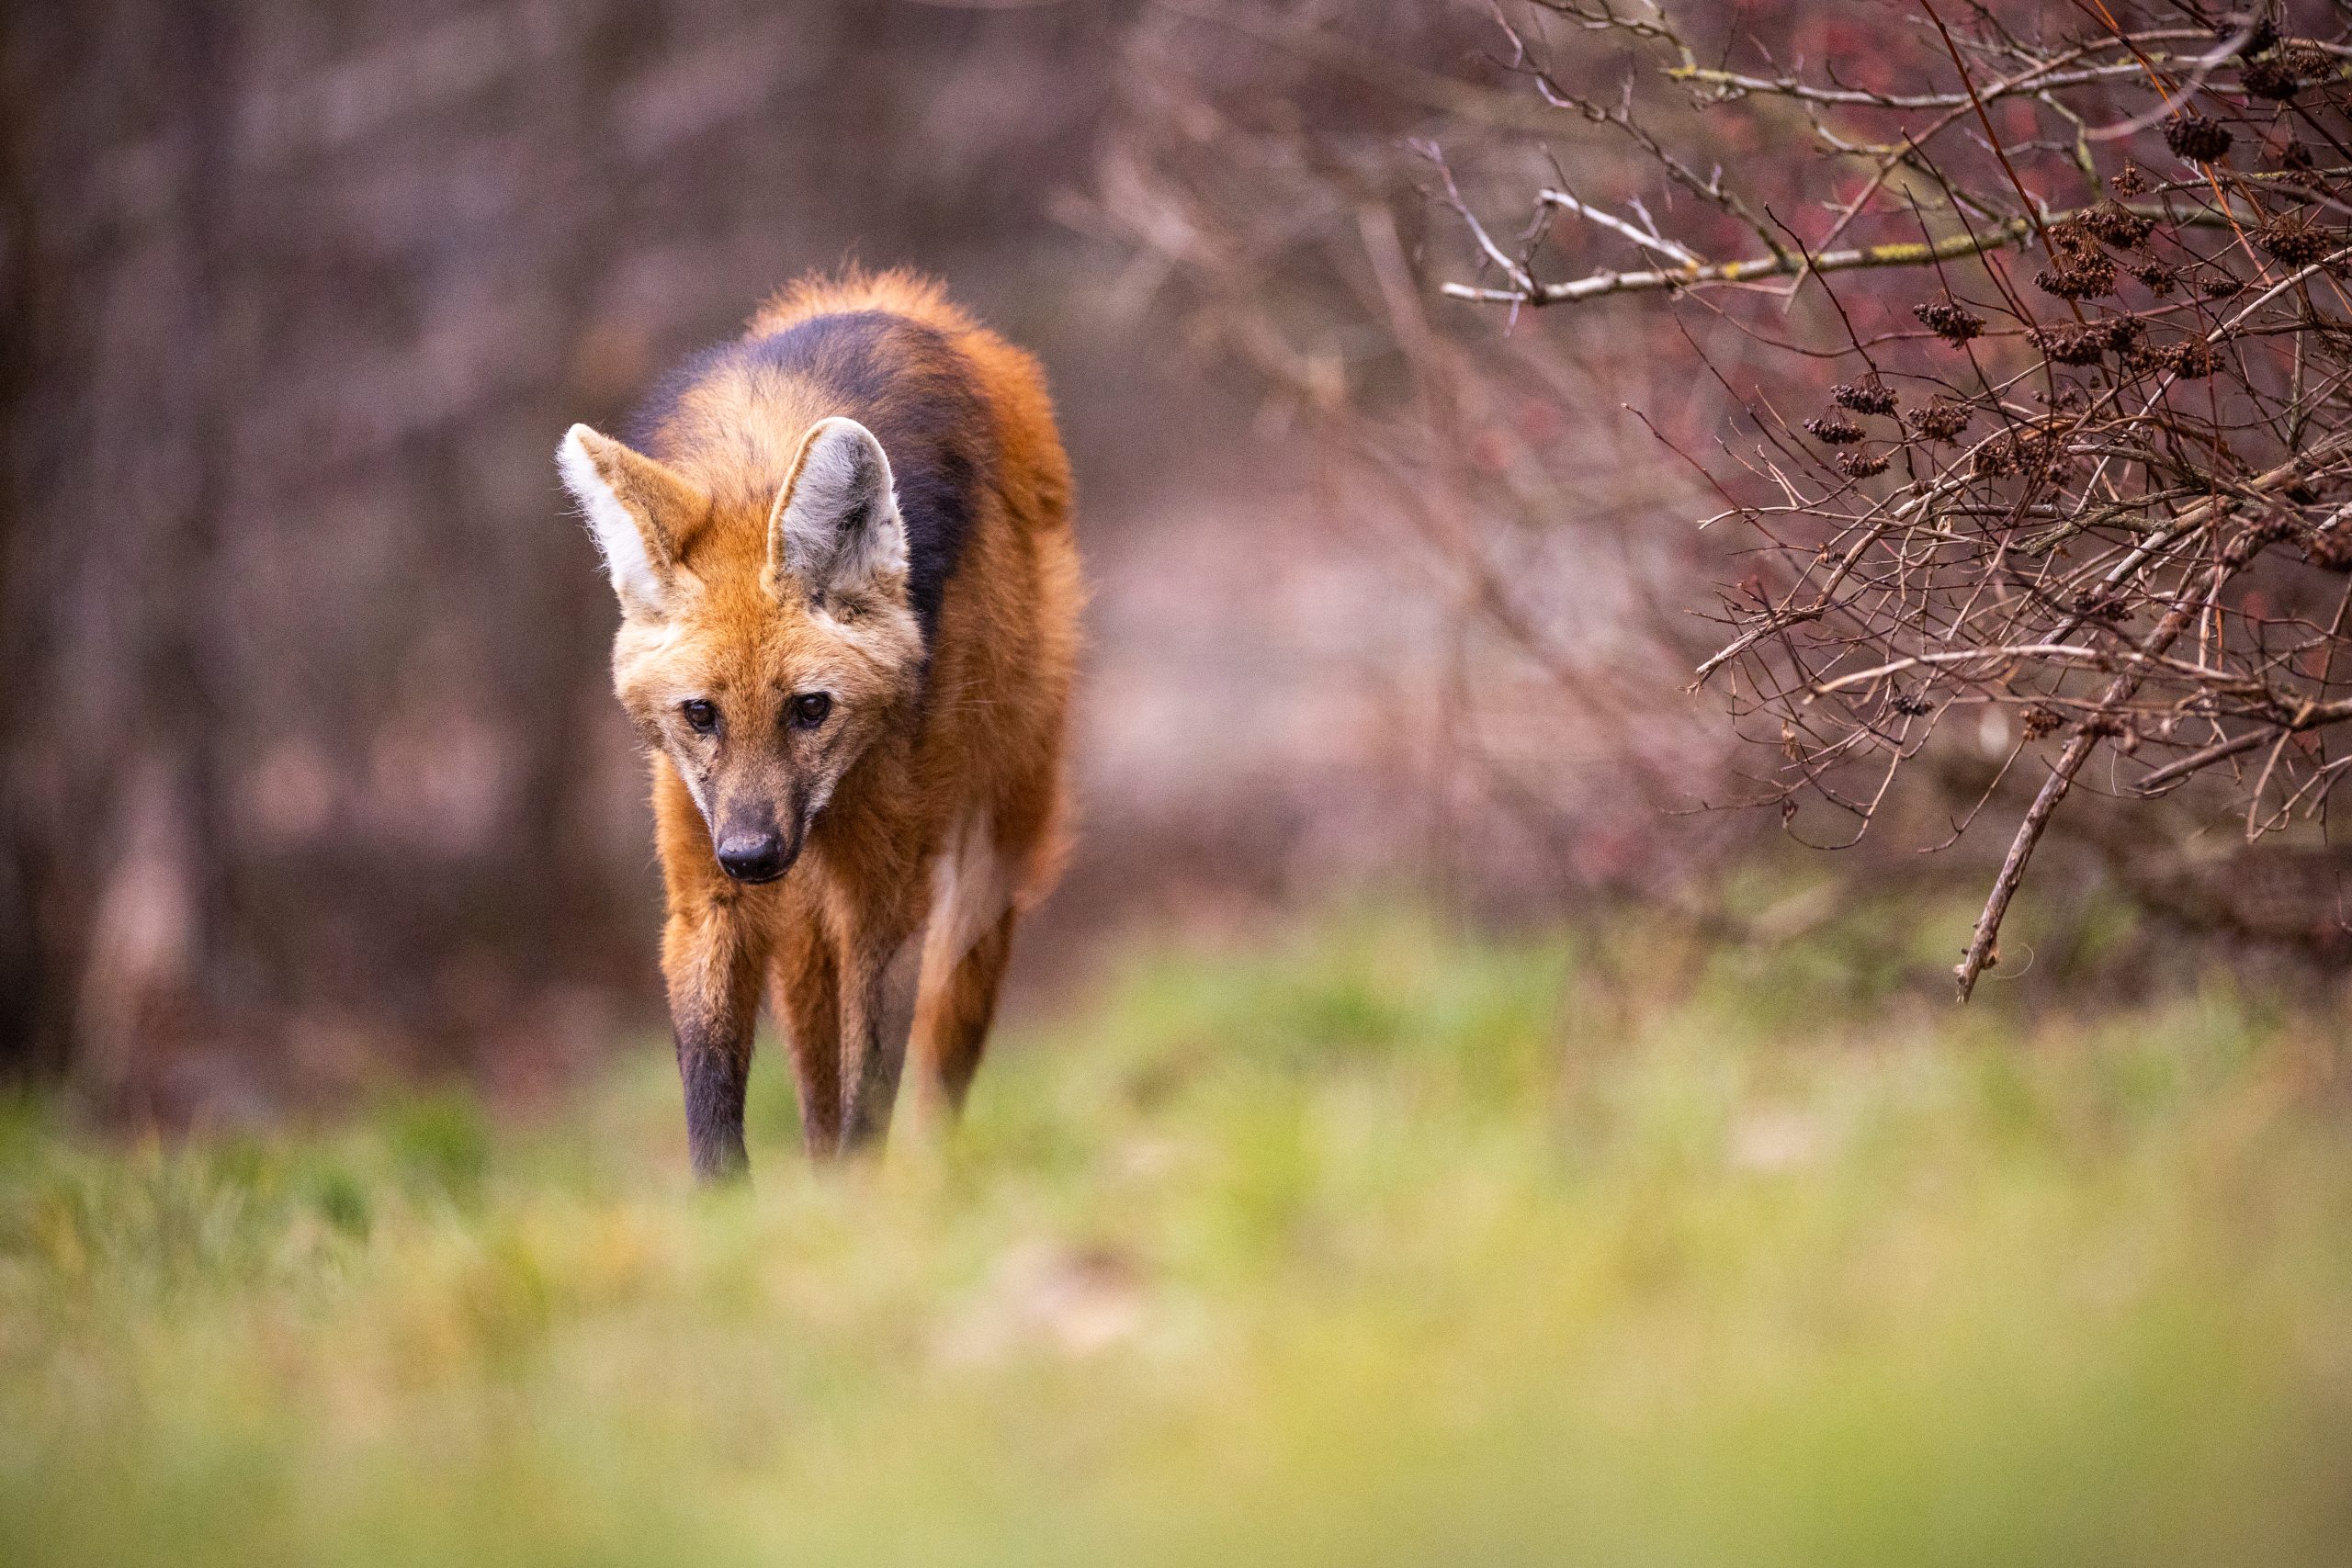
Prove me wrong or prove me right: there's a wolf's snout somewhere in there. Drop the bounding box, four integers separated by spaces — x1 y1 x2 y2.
716 826 789 884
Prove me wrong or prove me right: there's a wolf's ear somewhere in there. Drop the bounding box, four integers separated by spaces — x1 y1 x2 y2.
557 424 707 618
766 417 908 607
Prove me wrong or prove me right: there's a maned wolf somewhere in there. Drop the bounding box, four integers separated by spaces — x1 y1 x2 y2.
557 271 1080 1179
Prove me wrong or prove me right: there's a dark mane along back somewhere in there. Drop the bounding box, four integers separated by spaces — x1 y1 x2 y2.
628 310 995 649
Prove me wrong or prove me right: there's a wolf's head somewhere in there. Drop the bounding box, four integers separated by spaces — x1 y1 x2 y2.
558 417 924 883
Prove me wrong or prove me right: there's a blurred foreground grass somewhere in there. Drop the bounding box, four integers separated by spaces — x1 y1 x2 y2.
4 903 2350 1566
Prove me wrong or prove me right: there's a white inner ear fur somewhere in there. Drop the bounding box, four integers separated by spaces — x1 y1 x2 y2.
770 417 908 600
557 424 666 615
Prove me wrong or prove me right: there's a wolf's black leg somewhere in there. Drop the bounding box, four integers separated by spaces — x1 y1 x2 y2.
678 1037 751 1182
663 907 767 1185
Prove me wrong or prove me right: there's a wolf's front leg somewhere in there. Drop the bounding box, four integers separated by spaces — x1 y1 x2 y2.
662 906 769 1183
837 913 925 1152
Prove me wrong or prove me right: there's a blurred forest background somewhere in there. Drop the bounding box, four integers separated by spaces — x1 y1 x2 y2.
6 0 2351 1119
3 0 1214 1111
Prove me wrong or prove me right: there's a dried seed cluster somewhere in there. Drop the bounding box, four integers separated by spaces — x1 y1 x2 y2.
1915 300 1985 343
2243 44 2335 101
1837 450 1891 479
2242 55 2302 100
2031 318 2143 366
2033 328 2109 367
2035 226 2119 299
1973 422 2079 480
2257 215 2342 267
2165 112 2233 164
2125 338 2218 378
1831 382 1899 415
1805 412 1865 446
2035 259 2116 299
1905 402 1970 442
2077 200 2154 249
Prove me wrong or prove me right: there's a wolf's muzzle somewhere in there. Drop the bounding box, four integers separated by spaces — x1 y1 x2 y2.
715 827 794 884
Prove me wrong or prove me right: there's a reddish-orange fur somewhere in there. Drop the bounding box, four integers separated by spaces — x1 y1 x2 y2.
559 270 1080 1174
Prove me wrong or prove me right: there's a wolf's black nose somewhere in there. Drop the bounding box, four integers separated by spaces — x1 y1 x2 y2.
716 830 785 883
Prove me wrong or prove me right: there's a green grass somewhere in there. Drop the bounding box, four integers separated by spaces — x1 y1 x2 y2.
3 906 2350 1566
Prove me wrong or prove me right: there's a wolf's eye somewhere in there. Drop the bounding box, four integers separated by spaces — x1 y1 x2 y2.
789 692 832 728
682 699 719 735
